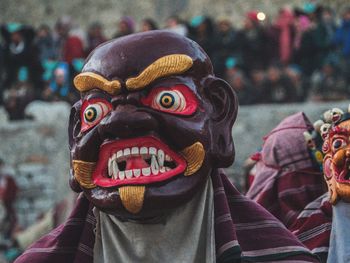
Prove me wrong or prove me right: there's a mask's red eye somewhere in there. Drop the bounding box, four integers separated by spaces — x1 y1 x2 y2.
81 99 112 132
141 85 198 115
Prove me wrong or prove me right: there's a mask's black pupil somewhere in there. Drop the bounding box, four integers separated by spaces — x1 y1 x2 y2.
334 140 342 149
160 93 175 108
85 107 97 122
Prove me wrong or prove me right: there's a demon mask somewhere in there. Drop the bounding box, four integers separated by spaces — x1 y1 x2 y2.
321 107 350 204
68 31 237 220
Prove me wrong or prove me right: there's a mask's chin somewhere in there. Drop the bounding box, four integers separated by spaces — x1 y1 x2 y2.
83 165 209 221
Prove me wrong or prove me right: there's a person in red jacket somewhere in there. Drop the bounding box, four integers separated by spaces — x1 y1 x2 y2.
53 16 84 64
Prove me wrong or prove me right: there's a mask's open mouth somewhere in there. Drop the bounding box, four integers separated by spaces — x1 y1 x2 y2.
334 163 350 183
92 136 187 187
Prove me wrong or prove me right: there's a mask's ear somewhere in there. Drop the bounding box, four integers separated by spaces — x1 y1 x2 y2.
204 77 238 167
68 100 82 149
68 101 83 193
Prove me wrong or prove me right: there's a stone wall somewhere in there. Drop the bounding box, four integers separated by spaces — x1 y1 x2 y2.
0 100 349 226
0 101 71 227
0 0 347 37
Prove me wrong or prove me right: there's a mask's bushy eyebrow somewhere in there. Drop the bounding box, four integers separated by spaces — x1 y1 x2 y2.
125 54 193 91
74 72 121 95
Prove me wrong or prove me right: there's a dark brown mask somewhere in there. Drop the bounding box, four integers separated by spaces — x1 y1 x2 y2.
69 30 238 220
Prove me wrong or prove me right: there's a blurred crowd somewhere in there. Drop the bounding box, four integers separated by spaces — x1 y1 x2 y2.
1 3 350 120
187 4 350 105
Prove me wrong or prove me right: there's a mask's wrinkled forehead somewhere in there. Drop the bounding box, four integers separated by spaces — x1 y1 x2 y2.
73 30 212 95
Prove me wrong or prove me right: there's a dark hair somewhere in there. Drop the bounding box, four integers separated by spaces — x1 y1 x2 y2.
142 18 158 30
38 24 51 32
202 16 214 35
89 21 103 30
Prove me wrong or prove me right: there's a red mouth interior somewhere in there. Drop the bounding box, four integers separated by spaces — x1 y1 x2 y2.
92 136 187 187
334 163 350 183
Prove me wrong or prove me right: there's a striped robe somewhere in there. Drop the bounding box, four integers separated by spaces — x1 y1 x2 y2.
246 112 331 262
15 169 319 263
